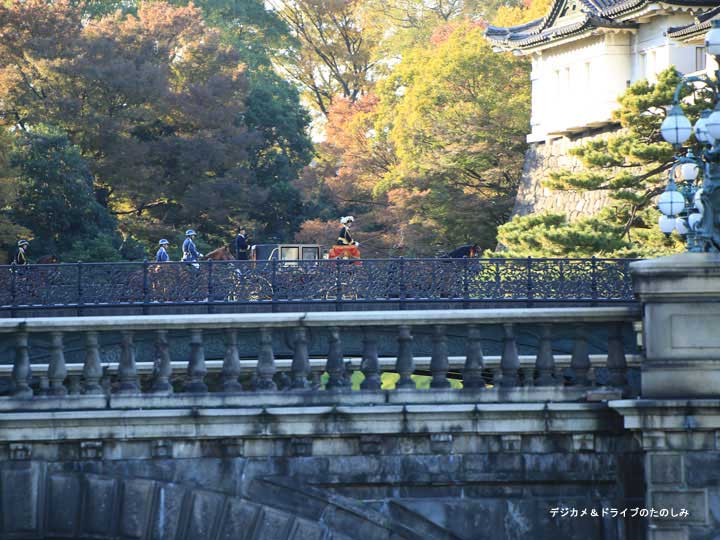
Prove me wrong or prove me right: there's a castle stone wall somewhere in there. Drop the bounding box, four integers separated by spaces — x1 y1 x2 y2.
513 130 618 221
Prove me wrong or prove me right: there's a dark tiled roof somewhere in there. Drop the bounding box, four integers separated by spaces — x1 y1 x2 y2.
666 5 720 40
486 0 717 50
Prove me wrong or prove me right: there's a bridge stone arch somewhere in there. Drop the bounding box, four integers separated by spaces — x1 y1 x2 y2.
1 464 457 540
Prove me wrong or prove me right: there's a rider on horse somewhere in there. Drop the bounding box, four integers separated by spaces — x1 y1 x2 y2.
329 216 361 259
234 227 249 260
155 239 170 262
182 230 203 263
13 240 29 265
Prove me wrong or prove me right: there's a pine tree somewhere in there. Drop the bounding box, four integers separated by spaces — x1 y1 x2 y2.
495 67 709 258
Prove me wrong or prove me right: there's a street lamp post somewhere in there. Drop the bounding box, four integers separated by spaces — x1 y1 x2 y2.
658 20 720 252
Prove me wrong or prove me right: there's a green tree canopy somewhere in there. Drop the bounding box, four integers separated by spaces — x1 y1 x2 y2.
495 67 710 258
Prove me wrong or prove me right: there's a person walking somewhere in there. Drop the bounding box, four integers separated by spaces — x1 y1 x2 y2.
155 239 170 262
233 227 250 260
181 230 203 263
12 240 29 265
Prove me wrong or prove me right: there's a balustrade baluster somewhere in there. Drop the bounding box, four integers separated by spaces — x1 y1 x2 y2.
48 331 68 396
117 330 140 394
396 325 416 389
256 327 277 391
83 331 104 395
326 327 348 390
535 324 556 386
462 325 485 389
360 328 381 390
500 323 519 388
570 324 590 386
222 329 242 392
12 331 32 398
607 322 628 390
152 330 173 394
291 327 310 389
184 329 208 393
430 325 450 389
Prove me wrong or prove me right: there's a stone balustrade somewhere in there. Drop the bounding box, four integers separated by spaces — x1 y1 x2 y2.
0 307 640 404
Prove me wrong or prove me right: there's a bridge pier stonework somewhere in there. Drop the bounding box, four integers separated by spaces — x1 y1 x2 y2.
614 253 720 540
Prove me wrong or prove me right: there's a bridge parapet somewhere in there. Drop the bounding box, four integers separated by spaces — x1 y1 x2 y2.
1 306 640 403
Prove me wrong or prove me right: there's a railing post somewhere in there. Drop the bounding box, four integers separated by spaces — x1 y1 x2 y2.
291 327 310 389
12 329 32 398
184 329 208 393
207 259 214 314
590 256 598 305
271 258 278 313
463 324 485 389
335 258 342 311
526 256 533 308
222 329 242 392
606 322 628 391
535 324 556 386
10 266 16 318
396 325 415 389
152 330 173 394
77 262 83 315
117 330 140 394
430 325 450 389
142 259 149 315
462 257 470 307
83 331 104 395
399 257 406 310
256 327 277 390
360 328 381 390
48 331 68 396
500 323 519 388
326 326 347 390
570 324 590 386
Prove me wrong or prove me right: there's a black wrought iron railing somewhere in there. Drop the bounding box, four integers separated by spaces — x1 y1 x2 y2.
0 257 638 314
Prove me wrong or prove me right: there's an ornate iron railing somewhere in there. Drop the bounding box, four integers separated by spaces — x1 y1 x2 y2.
0 257 638 314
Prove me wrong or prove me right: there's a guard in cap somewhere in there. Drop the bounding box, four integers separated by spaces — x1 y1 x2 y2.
155 239 170 262
13 240 29 266
181 229 202 262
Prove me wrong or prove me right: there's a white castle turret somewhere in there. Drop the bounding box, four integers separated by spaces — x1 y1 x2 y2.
487 0 719 220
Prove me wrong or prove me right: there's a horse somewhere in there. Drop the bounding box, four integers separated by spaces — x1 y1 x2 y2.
443 244 479 259
204 246 234 261
36 254 59 264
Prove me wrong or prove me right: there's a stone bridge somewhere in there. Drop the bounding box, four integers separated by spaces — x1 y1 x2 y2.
0 254 718 540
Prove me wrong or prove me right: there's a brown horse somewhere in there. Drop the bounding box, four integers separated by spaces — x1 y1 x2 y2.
36 254 59 264
204 246 234 261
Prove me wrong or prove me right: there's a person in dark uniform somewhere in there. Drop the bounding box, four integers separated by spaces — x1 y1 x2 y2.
337 216 359 247
13 240 29 265
233 228 249 260
155 239 170 262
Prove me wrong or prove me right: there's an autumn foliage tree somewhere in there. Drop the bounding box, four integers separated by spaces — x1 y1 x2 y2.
0 0 311 257
297 21 530 256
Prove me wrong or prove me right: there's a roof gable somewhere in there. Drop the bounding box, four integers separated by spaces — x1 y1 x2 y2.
486 0 717 52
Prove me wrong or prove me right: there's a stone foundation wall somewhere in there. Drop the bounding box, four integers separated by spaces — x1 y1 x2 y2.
513 130 619 221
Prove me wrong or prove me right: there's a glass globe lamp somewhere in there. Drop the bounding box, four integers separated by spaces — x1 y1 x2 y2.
657 183 685 216
661 105 692 145
680 162 699 182
706 20 720 57
659 215 676 234
675 217 689 235
706 108 720 141
694 110 712 144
